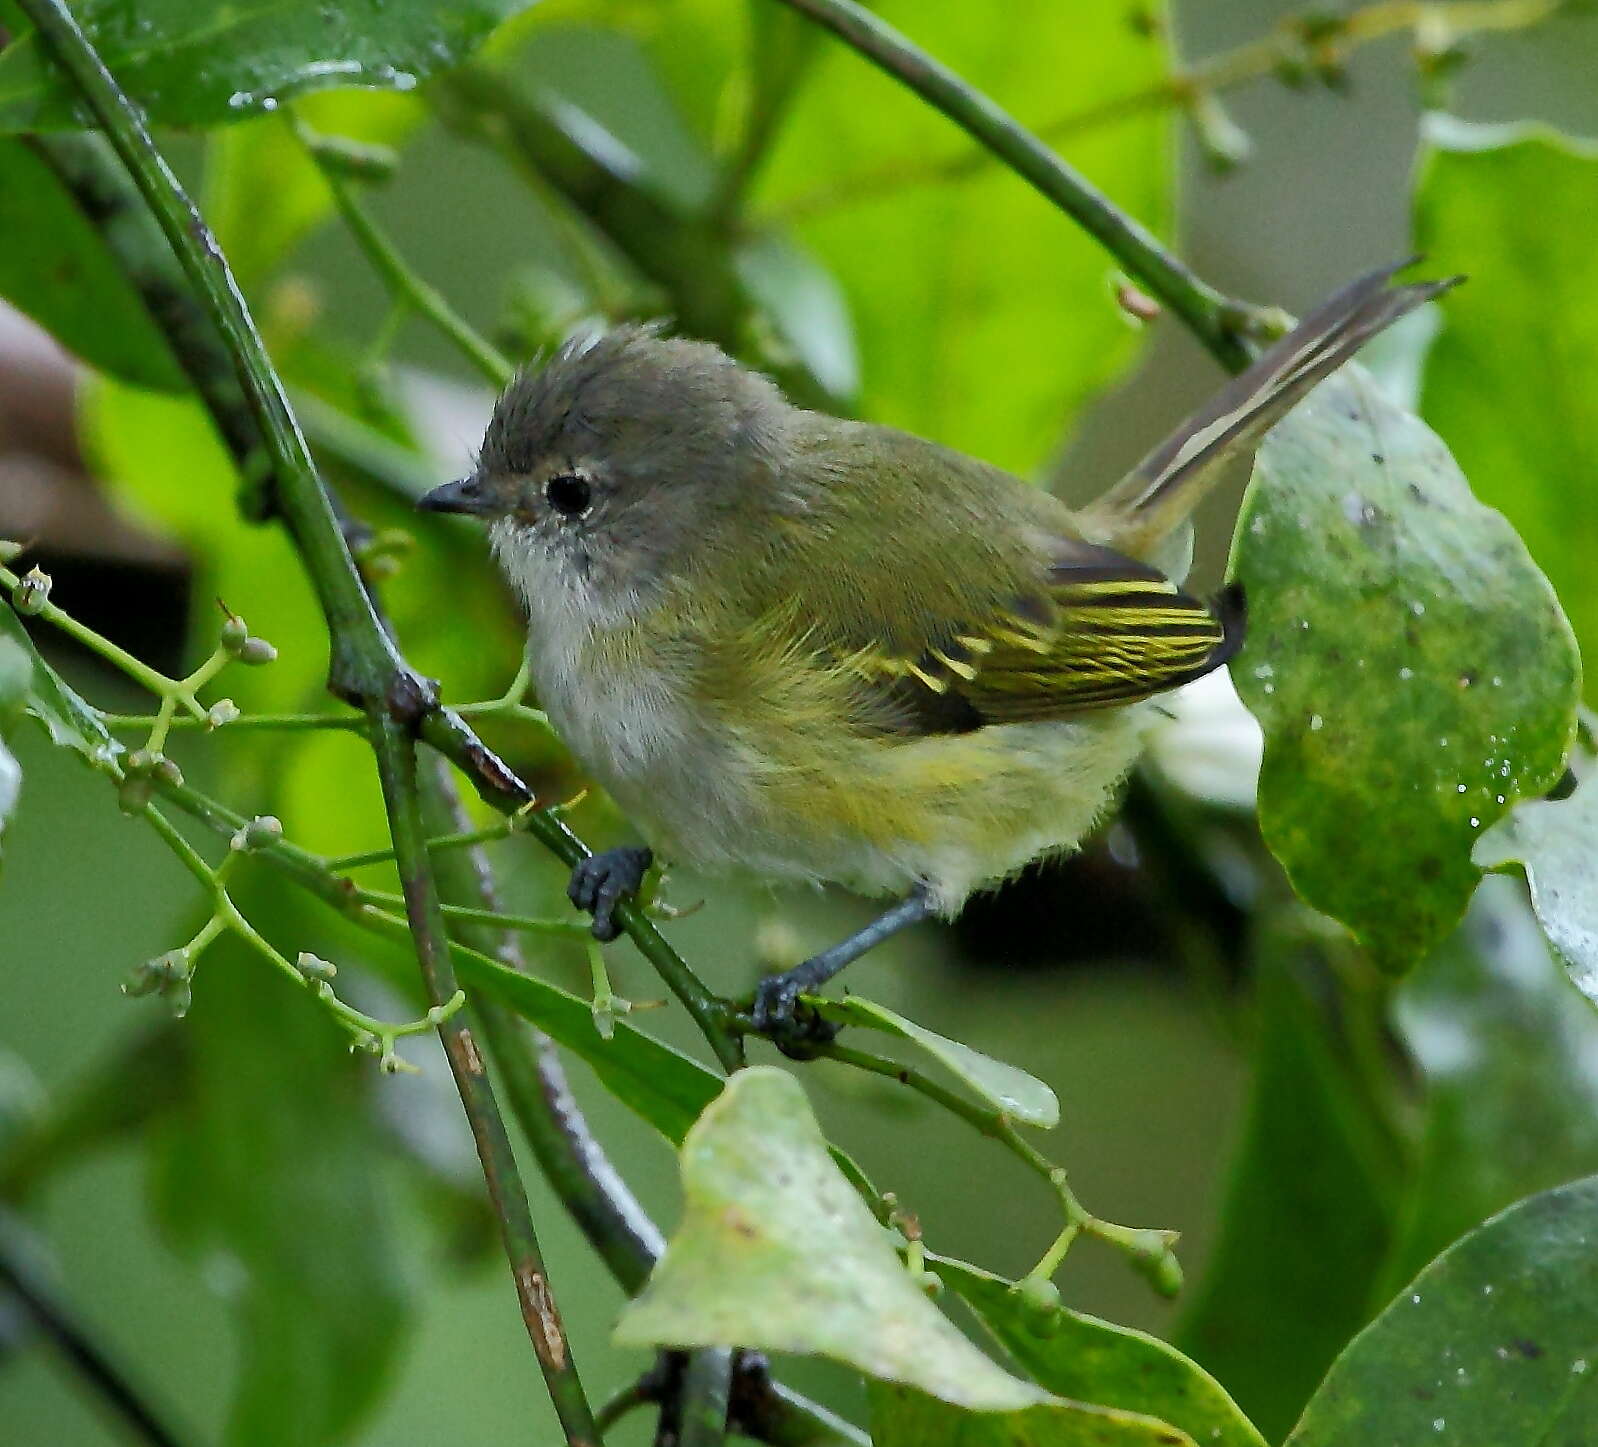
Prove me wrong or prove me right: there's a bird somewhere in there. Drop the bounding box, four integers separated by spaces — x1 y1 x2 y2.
420 262 1454 1038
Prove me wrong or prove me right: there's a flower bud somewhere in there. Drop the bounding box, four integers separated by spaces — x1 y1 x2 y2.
117 772 156 814
231 814 283 852
220 613 249 652
154 757 183 788
237 636 277 666
1011 1275 1065 1337
206 698 240 729
295 950 338 982
13 567 51 616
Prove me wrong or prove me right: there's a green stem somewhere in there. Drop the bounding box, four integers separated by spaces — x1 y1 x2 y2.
673 1348 734 1447
294 114 514 389
767 0 1253 369
816 1041 1178 1287
373 717 599 1442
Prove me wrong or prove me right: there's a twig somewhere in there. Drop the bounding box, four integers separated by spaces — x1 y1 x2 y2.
0 1214 193 1447
767 0 1255 368
774 0 1566 222
293 112 514 389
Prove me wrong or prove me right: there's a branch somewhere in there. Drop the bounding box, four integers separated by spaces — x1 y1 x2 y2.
14 2 598 1433
774 0 1567 222
767 0 1255 369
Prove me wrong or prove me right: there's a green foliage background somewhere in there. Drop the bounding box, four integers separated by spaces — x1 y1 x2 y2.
2 2 1598 1445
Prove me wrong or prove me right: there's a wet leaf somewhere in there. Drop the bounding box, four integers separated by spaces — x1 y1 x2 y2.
616 1068 1192 1444
814 996 1058 1128
1384 877 1598 1291
1285 1175 1598 1445
0 138 185 390
1230 364 1579 971
1474 776 1598 1005
931 1254 1265 1447
0 0 541 131
1416 118 1598 693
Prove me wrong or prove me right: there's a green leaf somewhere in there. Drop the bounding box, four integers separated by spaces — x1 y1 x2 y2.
930 1255 1265 1447
1415 119 1598 694
813 996 1058 1128
617 1068 1193 1444
1176 929 1401 1441
1384 877 1598 1290
453 947 720 1144
0 0 541 132
867 1382 1195 1447
757 0 1172 472
0 605 118 769
1230 363 1579 971
1285 1175 1598 1445
0 138 185 391
1474 774 1598 1004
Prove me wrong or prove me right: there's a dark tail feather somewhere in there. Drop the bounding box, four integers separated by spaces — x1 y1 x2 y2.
1084 262 1462 558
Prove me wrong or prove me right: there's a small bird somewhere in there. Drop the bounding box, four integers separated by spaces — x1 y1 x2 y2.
421 263 1452 1037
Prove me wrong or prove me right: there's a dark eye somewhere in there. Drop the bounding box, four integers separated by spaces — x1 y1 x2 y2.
545 473 592 517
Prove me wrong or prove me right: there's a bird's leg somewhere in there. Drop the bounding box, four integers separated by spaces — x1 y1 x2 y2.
751 886 936 1041
569 845 653 942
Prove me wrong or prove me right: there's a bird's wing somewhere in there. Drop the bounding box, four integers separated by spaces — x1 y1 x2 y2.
820 535 1244 734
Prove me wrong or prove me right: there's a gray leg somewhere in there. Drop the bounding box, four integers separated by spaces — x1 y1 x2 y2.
569 846 653 942
751 886 936 1037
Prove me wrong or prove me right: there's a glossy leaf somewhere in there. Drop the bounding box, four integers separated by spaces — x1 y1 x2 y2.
931 1254 1265 1447
0 604 118 770
1286 1175 1598 1445
1416 118 1598 691
453 947 720 1144
616 1068 1192 1444
1474 775 1598 1005
0 0 540 131
1176 929 1401 1441
0 138 184 390
1230 364 1579 970
814 996 1058 1128
758 1 1172 473
1384 877 1598 1290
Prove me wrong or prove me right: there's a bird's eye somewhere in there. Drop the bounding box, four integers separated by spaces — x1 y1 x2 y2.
544 472 592 517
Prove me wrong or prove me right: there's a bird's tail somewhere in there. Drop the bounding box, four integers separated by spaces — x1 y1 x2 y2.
1080 261 1461 567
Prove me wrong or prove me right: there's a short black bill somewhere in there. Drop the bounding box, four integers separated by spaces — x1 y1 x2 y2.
418 476 489 515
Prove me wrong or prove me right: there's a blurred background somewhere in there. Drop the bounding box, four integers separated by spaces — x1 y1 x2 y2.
2 1 1597 1443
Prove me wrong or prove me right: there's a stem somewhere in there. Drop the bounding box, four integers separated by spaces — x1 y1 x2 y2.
672 1348 734 1447
373 717 599 1443
0 1215 192 1447
294 114 514 389
816 1041 1178 1286
767 0 1253 368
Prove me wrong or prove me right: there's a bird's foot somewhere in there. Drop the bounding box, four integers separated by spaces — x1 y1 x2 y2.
749 960 840 1056
569 846 653 942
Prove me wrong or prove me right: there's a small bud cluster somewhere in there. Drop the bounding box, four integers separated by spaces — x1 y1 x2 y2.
231 815 284 852
220 611 276 666
12 566 52 617
122 948 193 1018
118 750 184 813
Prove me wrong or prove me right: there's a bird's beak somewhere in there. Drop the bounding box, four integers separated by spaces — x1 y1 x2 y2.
418 475 491 516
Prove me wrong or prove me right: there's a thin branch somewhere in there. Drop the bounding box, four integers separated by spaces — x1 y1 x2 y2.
293 113 514 390
767 0 1255 368
774 0 1566 222
373 718 599 1441
0 1214 193 1447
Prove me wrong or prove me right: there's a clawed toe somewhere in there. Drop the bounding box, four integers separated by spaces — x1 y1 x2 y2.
568 847 653 941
